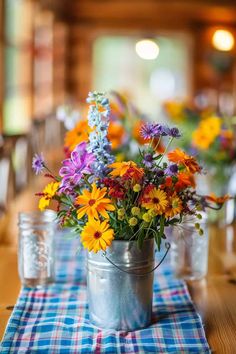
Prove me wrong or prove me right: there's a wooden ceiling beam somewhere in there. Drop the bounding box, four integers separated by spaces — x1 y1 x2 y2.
65 1 236 26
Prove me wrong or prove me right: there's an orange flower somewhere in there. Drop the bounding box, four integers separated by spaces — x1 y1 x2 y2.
164 100 185 122
132 120 147 145
175 172 195 191
165 195 183 218
108 122 126 149
76 183 115 220
206 193 230 205
64 120 90 151
221 130 233 140
168 148 190 163
184 157 201 174
123 166 144 182
109 161 143 178
110 101 125 120
168 148 201 174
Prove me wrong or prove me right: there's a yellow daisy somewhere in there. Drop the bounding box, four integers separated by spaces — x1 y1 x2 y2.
165 195 183 218
76 183 115 220
192 129 214 150
38 182 60 211
192 116 221 150
142 188 168 215
81 218 114 253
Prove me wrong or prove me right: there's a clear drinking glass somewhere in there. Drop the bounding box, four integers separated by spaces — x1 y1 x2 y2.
18 210 56 287
169 215 209 280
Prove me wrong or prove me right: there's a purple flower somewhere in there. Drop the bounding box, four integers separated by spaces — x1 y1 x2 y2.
155 124 170 136
165 164 178 176
59 142 95 189
155 169 165 178
169 127 181 138
143 153 154 168
140 123 160 140
32 153 45 175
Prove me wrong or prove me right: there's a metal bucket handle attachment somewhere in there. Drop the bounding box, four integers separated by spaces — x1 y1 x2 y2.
102 242 171 277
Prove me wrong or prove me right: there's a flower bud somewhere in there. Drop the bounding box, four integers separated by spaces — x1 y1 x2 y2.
118 208 125 217
199 228 204 236
129 217 138 226
133 184 141 192
131 207 141 216
118 214 125 221
142 213 152 223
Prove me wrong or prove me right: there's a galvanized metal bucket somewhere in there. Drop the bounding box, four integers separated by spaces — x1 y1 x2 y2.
87 238 155 331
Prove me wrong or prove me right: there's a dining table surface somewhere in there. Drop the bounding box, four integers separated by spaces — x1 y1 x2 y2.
0 180 236 353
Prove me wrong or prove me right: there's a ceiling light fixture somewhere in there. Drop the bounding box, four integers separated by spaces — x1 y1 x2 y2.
135 39 159 60
212 29 234 52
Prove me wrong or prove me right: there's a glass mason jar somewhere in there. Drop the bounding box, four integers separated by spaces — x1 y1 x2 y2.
18 210 56 287
169 215 209 280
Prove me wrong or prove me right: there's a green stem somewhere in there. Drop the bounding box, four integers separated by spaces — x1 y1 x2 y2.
158 137 174 166
153 136 162 151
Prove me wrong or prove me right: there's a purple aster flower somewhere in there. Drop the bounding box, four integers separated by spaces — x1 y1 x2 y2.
169 127 181 138
140 123 160 140
32 153 45 175
155 124 170 136
165 163 178 176
143 153 154 168
59 142 95 189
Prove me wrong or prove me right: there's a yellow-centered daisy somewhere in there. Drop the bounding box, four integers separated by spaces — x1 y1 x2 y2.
81 218 114 253
142 188 168 215
76 183 115 220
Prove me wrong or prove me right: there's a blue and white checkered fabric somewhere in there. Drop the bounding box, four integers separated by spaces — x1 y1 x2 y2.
1 233 210 353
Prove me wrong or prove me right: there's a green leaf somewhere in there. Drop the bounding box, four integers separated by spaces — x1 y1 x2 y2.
169 217 180 225
137 233 146 250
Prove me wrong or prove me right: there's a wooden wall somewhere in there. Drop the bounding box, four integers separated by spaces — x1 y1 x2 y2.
0 0 3 134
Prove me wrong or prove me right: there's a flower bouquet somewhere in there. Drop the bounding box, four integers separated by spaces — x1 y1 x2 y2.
33 92 226 330
165 100 235 224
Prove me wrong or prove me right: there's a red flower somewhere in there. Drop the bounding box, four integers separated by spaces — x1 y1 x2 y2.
122 166 144 183
139 184 155 204
102 178 126 199
160 176 173 189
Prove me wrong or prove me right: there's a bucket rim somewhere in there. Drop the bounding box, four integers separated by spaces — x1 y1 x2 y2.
109 238 154 244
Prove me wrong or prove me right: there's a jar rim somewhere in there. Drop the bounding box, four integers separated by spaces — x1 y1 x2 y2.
18 210 57 224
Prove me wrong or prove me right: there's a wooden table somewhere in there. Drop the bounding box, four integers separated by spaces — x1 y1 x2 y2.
0 187 236 352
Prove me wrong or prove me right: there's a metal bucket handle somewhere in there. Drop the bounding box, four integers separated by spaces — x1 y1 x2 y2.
102 241 171 277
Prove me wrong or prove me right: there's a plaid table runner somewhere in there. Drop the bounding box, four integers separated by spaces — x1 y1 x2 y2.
1 233 210 353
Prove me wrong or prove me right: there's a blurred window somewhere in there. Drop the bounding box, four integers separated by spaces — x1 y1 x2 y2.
33 11 54 118
4 0 33 134
93 35 191 119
